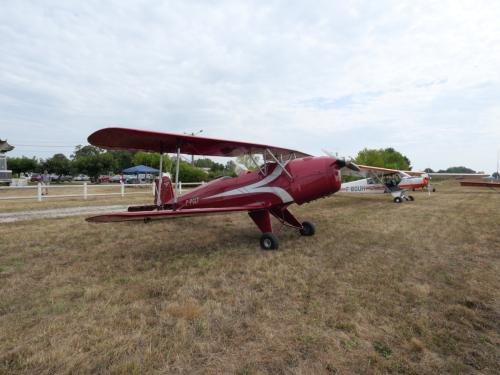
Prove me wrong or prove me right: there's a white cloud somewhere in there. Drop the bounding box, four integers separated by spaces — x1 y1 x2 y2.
1 0 499 171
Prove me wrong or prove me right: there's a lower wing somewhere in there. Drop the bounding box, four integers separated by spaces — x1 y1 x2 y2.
86 205 270 223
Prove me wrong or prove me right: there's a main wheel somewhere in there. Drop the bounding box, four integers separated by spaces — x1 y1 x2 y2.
260 233 279 250
299 221 316 236
393 197 403 203
408 195 414 201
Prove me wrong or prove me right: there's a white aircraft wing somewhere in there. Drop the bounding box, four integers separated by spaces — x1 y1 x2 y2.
354 165 410 178
403 171 490 179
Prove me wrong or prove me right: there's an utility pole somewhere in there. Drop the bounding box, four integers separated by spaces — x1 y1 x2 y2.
497 149 499 180
184 130 203 165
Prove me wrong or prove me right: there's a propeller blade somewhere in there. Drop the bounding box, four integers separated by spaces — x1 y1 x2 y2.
323 149 360 172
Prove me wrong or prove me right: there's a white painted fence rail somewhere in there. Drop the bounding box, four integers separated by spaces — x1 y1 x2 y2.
0 181 205 202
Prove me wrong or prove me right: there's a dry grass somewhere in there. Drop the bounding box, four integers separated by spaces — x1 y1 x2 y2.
1 181 499 374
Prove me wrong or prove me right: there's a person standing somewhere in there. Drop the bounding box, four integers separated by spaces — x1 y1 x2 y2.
41 169 50 195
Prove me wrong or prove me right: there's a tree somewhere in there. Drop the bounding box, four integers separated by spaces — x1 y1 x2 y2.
492 172 500 180
194 158 215 169
424 168 434 173
43 154 71 177
178 162 208 182
72 145 102 159
354 148 411 170
6 156 39 175
112 151 136 171
224 161 237 176
437 166 476 174
236 155 262 171
133 152 172 173
72 152 117 181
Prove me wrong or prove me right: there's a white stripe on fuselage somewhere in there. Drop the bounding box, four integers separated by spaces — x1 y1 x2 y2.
204 163 294 203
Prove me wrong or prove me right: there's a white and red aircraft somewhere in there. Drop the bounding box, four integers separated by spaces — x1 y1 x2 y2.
339 165 429 203
339 164 491 202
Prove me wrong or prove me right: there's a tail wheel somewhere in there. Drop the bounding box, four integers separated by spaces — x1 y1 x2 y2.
393 197 403 203
299 221 316 236
408 195 414 201
260 233 279 250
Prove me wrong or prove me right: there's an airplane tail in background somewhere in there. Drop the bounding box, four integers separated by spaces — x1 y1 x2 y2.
155 175 175 207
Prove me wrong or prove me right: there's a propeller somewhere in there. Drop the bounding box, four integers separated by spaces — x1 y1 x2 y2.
322 149 360 172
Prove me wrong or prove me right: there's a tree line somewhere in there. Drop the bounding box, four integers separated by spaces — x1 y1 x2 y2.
7 145 237 182
8 145 484 182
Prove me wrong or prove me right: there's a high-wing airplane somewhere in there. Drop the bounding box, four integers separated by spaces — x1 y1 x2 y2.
404 170 490 191
339 165 431 203
459 180 500 188
85 127 359 250
339 164 491 202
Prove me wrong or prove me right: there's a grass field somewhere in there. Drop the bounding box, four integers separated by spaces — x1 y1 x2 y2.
1 182 499 374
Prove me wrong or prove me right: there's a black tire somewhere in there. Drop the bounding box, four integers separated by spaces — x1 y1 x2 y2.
408 195 414 201
299 221 316 236
393 197 403 203
260 233 279 250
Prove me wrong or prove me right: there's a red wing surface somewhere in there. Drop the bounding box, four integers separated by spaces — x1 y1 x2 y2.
86 205 270 223
460 181 500 188
88 127 310 159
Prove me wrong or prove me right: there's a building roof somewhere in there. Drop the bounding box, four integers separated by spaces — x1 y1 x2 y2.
0 140 14 154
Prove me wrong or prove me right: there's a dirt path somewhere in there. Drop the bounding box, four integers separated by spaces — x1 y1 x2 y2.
0 205 129 223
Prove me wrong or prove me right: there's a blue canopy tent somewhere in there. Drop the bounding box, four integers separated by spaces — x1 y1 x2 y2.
122 165 160 184
122 165 160 174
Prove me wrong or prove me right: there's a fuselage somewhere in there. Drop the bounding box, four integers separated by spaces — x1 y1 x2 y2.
340 175 427 194
170 156 342 209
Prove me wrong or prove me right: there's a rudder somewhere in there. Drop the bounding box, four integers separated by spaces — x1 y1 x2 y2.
155 175 175 207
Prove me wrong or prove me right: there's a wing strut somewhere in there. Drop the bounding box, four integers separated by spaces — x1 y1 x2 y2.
174 143 181 209
156 145 164 207
266 148 293 179
249 153 266 175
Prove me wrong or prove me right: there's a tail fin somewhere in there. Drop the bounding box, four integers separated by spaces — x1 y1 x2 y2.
155 176 175 207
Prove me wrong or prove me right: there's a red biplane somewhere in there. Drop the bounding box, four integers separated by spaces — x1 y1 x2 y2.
86 127 359 250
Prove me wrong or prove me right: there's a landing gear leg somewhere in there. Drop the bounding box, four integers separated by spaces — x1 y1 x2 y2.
270 206 315 236
248 210 279 250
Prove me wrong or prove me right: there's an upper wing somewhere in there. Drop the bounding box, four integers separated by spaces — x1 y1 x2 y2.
88 127 311 158
86 205 268 223
402 170 425 176
404 171 490 179
427 172 489 179
346 164 409 177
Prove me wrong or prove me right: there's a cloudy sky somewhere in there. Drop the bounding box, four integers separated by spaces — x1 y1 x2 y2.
1 0 499 172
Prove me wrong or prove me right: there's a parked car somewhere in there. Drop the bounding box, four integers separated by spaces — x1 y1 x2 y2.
58 175 73 182
98 175 111 183
110 175 123 183
124 174 140 184
74 174 90 181
30 173 41 182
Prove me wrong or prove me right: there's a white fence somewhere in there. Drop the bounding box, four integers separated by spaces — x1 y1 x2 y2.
0 181 204 202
